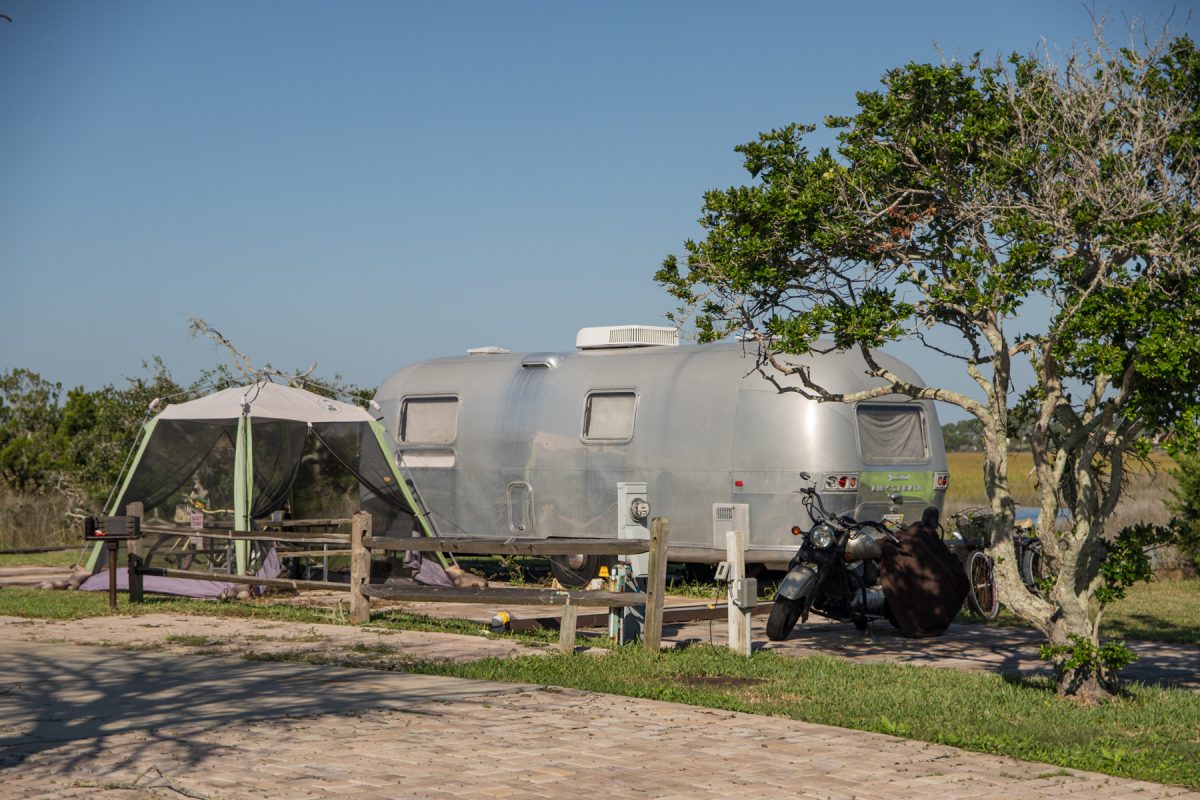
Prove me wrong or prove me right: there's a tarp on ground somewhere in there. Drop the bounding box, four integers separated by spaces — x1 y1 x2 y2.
81 549 283 598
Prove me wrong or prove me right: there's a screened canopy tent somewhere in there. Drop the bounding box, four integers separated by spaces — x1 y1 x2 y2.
85 380 435 575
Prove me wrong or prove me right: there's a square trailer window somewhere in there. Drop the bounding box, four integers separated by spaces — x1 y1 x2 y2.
400 396 459 444
583 391 636 442
856 404 929 463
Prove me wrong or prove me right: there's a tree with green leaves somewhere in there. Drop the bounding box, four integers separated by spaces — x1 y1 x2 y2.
0 369 62 492
658 26 1200 699
940 419 984 452
1168 453 1200 571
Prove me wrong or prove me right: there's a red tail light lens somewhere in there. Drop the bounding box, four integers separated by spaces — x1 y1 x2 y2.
821 473 860 492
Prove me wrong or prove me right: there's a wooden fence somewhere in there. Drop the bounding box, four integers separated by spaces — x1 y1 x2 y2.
348 511 672 653
124 506 672 653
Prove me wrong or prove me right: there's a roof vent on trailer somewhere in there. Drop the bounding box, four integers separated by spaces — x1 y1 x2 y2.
576 325 678 350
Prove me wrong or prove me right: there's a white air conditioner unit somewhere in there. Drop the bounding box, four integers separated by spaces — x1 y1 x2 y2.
576 325 678 350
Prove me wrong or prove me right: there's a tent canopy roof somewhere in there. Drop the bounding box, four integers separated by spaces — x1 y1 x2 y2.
157 382 374 424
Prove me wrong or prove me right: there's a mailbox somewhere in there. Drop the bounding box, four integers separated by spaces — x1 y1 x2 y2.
83 515 142 541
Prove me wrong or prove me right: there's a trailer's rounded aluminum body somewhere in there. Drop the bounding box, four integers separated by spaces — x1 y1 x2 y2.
373 342 947 567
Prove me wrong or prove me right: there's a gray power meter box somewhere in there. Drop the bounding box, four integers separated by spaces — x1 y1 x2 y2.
616 481 650 644
617 481 650 577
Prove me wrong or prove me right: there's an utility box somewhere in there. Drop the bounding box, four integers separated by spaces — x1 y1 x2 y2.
731 577 758 609
712 503 749 549
618 482 650 577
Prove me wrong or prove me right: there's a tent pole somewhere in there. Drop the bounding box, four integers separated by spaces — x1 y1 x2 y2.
233 416 251 575
369 420 451 569
85 418 158 574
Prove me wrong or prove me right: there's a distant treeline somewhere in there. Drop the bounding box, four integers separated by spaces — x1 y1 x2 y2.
941 419 984 452
0 362 372 513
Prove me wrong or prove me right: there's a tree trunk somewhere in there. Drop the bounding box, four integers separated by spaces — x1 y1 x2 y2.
981 416 1118 700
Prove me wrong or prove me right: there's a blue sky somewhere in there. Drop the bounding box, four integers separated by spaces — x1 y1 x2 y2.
1 1 1193 418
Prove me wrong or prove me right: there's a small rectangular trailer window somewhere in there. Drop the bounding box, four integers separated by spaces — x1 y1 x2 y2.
856 404 929 463
400 396 459 443
583 391 636 442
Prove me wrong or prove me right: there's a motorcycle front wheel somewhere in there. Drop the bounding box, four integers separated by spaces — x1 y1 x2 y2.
766 596 806 641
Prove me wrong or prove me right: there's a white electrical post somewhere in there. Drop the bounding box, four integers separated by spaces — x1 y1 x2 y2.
726 529 753 656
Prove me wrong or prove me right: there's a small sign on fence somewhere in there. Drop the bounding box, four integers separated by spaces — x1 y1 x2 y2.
189 511 204 529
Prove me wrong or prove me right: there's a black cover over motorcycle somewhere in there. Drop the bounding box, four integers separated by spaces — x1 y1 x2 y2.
879 512 969 638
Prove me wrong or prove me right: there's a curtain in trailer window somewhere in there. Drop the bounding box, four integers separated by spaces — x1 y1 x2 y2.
856 405 928 463
400 397 459 443
584 392 636 441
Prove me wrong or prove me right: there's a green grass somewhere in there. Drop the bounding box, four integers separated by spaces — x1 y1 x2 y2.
1102 579 1200 645
250 644 1200 790
0 548 85 568
0 585 570 645
968 579 1200 646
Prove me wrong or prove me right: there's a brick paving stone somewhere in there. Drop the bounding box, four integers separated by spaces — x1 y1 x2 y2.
2 620 1197 799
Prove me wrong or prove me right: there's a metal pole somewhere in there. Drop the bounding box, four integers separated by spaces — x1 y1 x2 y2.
106 540 119 609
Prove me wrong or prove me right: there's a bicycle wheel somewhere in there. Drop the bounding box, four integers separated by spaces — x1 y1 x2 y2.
965 549 999 620
1021 539 1049 597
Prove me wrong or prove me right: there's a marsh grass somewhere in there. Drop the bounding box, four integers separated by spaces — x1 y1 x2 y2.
0 488 78 550
946 452 1178 525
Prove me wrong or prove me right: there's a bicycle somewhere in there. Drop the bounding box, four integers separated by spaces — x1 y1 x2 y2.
949 507 1054 619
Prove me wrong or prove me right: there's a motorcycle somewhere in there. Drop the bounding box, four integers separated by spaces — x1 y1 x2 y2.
767 472 921 641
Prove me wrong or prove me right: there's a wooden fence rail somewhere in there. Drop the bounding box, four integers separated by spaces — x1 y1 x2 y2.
123 507 671 655
350 512 671 654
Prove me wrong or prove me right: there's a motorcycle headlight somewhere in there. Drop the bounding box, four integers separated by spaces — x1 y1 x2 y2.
809 523 836 549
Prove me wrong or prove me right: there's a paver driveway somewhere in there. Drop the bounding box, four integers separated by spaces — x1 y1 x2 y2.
1 618 1196 800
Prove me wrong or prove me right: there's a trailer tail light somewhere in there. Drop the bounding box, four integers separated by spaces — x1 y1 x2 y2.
823 473 859 492
935 472 950 491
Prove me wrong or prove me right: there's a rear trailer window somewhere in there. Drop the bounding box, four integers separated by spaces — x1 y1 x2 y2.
856 404 929 463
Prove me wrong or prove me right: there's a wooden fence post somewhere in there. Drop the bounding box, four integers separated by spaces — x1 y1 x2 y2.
126 502 144 558
128 552 144 603
559 600 578 654
349 511 371 624
726 529 751 656
643 516 669 652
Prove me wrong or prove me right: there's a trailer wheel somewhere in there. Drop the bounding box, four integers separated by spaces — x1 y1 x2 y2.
682 563 717 583
549 553 613 588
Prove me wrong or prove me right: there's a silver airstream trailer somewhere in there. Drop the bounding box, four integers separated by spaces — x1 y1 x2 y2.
373 325 948 584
